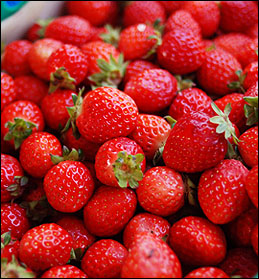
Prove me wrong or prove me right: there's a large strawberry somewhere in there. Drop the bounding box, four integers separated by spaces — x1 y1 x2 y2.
251 224 258 255
245 165 258 208
1 72 16 111
185 267 229 278
41 265 87 278
1 232 20 262
246 23 259 38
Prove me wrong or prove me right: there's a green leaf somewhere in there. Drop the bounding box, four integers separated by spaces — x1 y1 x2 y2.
224 103 232 116
97 59 112 72
3 232 11 246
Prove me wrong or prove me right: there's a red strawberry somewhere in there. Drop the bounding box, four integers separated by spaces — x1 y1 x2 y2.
1 232 20 262
121 232 182 278
169 216 227 266
1 72 17 111
28 38 63 80
95 137 146 188
19 223 73 272
83 185 137 237
245 165 258 208
19 132 62 178
157 29 205 75
159 1 185 15
123 212 170 249
243 81 258 126
1 203 30 240
2 40 32 77
41 265 87 278
136 166 184 217
246 23 258 38
198 159 250 224
251 224 258 255
1 100 45 150
185 267 229 278
26 19 52 42
81 239 128 278
243 61 258 90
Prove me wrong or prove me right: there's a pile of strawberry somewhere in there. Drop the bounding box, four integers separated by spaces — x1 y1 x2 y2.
1 1 258 278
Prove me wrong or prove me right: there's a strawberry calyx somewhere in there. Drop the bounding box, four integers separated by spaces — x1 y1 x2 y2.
175 74 196 91
228 70 246 94
6 176 29 198
4 117 38 150
49 67 76 93
1 232 12 249
99 24 121 48
113 151 145 189
50 145 84 165
182 174 198 207
243 96 258 126
35 18 53 38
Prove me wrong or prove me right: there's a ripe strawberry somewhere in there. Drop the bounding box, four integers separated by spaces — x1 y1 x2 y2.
159 1 185 15
26 20 49 42
83 185 137 237
123 212 170 249
245 165 258 208
219 1 258 33
185 267 229 278
19 132 62 178
246 23 258 38
28 38 63 80
1 100 45 150
95 137 146 188
251 224 258 255
19 223 73 272
238 126 258 167
41 265 87 278
243 81 258 126
1 232 20 262
2 40 32 77
157 29 205 75
121 232 182 278
169 216 227 266
1 203 30 240
1 72 16 111
243 61 258 90
81 239 128 278
198 159 250 224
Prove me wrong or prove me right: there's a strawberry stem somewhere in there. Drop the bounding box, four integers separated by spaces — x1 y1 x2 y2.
99 24 121 48
243 96 258 126
49 67 76 93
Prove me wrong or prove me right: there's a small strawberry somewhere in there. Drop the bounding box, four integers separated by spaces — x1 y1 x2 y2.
19 223 73 272
1 72 17 111
243 81 258 126
185 267 229 278
83 185 137 237
245 165 258 208
169 216 227 266
251 224 258 255
41 265 87 278
159 1 185 15
26 19 53 42
1 232 20 262
243 61 258 90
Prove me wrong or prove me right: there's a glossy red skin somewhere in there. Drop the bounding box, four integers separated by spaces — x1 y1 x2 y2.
123 1 166 27
219 1 258 33
244 80 258 100
251 224 258 255
57 216 95 252
246 24 258 38
137 167 184 217
118 24 157 61
83 185 137 237
45 16 92 47
198 159 250 224
169 216 227 266
243 61 258 90
1 154 24 202
26 23 42 42
197 49 241 96
76 87 138 144
238 126 258 168
123 213 170 249
95 137 146 187
185 267 229 278
169 88 213 121
41 265 87 278
67 1 118 27
1 203 30 240
19 132 62 178
219 248 258 278
129 114 171 159
14 75 48 106
41 89 76 130
163 112 228 173
19 223 73 272
157 29 205 75
81 239 128 278
121 232 182 278
1 237 20 262
159 1 185 15
2 40 32 77
28 38 63 80
1 72 16 111
245 165 258 208
124 69 178 113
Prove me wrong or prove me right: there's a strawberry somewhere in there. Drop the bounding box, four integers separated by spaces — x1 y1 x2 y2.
1 232 20 262
185 267 229 278
137 166 184 217
243 61 258 90
26 19 53 42
251 224 258 255
1 100 45 150
123 212 170 249
121 232 182 278
198 159 250 224
95 137 146 188
1 72 16 111
83 185 137 237
157 29 205 75
19 223 73 272
45 15 92 47
123 1 166 27
1 40 32 77
41 265 87 278
169 216 227 266
28 38 63 81
246 23 258 38
245 165 258 208
238 126 258 167
81 239 128 278
159 1 186 15
243 81 258 126
19 132 62 178
1 203 30 240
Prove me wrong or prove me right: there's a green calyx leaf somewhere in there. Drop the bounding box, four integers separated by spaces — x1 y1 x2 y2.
49 67 76 93
244 96 258 126
153 18 165 35
36 18 53 39
152 145 165 166
174 74 196 91
50 145 84 164
4 118 38 150
227 70 246 93
112 151 145 189
182 174 198 207
99 24 121 47
6 176 28 198
1 232 12 247
164 115 177 129
205 43 216 52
